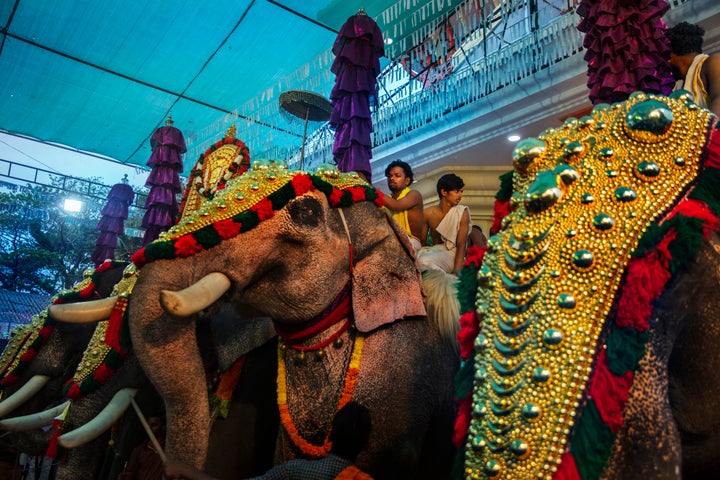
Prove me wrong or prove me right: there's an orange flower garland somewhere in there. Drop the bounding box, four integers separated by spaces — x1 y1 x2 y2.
277 332 364 458
335 465 374 480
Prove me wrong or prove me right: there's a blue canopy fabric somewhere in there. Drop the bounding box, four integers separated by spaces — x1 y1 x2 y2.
0 0 457 174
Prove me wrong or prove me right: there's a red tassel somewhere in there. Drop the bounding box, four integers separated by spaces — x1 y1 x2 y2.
78 282 96 299
105 297 128 352
587 349 634 433
553 451 580 479
452 396 472 449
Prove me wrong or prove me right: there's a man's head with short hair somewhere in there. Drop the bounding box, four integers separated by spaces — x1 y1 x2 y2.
385 160 414 195
329 402 372 461
666 22 705 56
385 160 414 183
436 173 465 198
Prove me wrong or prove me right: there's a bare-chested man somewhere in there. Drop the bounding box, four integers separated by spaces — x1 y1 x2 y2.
418 173 471 274
383 160 424 253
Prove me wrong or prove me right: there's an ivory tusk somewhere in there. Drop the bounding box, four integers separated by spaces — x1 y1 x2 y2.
0 401 70 431
58 387 138 448
159 272 231 317
0 375 50 418
48 297 117 323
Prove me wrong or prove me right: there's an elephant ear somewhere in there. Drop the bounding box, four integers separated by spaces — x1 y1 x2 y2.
350 205 427 333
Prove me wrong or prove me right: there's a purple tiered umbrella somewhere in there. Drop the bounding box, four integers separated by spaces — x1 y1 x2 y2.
141 117 185 245
329 8 384 183
577 0 675 105
91 177 135 266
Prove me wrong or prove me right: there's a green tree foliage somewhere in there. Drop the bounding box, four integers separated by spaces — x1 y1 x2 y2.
0 177 145 294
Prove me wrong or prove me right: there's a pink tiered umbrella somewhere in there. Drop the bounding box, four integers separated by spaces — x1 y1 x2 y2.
329 8 384 183
141 117 185 246
577 0 675 105
91 176 135 266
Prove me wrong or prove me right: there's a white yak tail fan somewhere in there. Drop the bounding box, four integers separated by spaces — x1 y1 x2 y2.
422 268 460 353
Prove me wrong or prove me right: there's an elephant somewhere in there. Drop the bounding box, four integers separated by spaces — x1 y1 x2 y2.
0 261 157 480
456 92 720 479
122 166 459 479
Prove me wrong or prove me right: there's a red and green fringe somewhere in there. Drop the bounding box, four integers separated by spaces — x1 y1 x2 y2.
133 174 383 268
451 244 487 479
0 260 125 387
0 319 55 387
490 170 513 236
51 260 127 304
61 296 132 400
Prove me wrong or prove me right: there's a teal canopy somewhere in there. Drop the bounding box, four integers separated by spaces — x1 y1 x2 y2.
0 1 457 174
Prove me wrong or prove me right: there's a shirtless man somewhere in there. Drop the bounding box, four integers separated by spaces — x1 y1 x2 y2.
383 160 424 253
418 173 471 274
666 22 720 116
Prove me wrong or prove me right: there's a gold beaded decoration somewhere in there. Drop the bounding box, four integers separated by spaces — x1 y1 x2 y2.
465 93 714 479
158 162 365 241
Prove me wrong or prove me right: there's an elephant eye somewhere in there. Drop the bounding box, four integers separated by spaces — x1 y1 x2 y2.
287 196 323 229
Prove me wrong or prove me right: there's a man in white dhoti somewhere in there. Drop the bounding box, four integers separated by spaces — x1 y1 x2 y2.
418 173 472 274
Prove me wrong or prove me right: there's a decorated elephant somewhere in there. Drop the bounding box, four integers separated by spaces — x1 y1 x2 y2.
454 91 720 479
117 166 458 479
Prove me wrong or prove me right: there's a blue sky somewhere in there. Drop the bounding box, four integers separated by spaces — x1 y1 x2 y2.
0 131 150 190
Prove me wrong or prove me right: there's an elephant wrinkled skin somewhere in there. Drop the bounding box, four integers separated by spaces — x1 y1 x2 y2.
128 173 458 480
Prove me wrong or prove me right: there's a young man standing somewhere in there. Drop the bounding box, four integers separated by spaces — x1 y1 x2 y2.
383 160 425 253
666 21 720 116
418 173 471 274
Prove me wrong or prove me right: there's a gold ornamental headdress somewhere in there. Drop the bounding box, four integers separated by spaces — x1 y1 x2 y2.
132 163 382 269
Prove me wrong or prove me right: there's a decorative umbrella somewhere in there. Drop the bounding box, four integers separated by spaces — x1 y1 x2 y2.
279 90 332 169
329 8 384 183
577 0 674 105
91 175 135 266
141 117 185 246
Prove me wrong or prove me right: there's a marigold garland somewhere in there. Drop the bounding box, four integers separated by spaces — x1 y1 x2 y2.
210 355 246 419
277 332 364 458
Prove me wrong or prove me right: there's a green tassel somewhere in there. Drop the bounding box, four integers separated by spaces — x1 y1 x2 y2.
454 360 475 400
145 241 176 262
267 182 296 210
194 228 222 249
495 170 514 202
571 401 615 480
605 326 648 376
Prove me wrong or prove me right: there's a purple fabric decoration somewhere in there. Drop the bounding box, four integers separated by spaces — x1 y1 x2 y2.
577 0 675 105
330 12 384 182
91 182 135 266
142 124 185 245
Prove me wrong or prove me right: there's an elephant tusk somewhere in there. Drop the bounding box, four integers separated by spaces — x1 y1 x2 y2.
0 375 50 418
160 272 231 317
0 401 70 431
58 387 138 448
48 296 117 323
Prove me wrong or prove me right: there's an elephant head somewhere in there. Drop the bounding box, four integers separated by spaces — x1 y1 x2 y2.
126 165 456 478
457 92 720 479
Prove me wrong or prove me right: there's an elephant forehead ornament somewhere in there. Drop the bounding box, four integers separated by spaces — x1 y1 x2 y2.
464 91 716 478
131 162 382 269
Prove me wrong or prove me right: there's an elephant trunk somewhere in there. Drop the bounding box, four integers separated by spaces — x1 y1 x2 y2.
129 266 213 469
